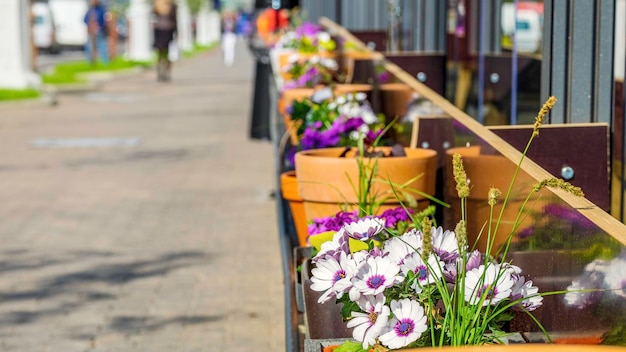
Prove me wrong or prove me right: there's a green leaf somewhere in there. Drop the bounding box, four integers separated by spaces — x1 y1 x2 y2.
333 340 368 352
340 300 360 321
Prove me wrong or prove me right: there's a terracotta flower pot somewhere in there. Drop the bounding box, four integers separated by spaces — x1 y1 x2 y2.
295 147 438 221
379 82 415 121
444 146 538 254
281 171 309 247
332 83 373 96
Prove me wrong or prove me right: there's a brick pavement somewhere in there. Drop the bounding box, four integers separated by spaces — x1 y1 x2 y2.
0 42 285 351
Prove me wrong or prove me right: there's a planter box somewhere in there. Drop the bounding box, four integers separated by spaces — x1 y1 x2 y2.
295 146 438 221
305 333 528 352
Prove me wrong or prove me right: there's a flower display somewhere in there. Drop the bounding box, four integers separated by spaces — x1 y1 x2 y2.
302 97 612 350
286 89 385 165
307 206 427 244
275 22 337 53
310 222 543 350
282 54 338 89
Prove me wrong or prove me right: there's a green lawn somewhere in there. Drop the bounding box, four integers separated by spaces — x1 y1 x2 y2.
182 42 219 59
0 88 41 102
42 43 219 84
42 57 153 85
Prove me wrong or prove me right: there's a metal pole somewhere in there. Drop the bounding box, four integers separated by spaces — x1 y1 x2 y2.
477 0 486 123
335 0 342 25
510 0 518 125
387 0 402 51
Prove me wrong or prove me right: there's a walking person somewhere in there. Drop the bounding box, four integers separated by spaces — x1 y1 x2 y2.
152 0 178 82
83 0 109 65
221 12 237 66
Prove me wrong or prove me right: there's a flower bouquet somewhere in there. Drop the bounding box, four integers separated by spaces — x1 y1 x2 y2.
275 22 337 53
282 54 339 89
286 89 385 165
307 97 593 350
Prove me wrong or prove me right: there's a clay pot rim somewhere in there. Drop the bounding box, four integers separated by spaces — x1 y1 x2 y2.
296 146 437 161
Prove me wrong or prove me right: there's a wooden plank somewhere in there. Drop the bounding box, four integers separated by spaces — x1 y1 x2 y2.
319 16 626 246
488 123 610 211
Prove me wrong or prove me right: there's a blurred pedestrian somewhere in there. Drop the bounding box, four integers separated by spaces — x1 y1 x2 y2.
221 12 237 66
152 0 178 82
83 0 109 64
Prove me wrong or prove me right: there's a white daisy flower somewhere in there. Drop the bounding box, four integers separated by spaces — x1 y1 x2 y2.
313 229 349 263
347 294 390 349
564 279 595 308
360 108 379 125
383 229 424 266
310 252 355 303
379 299 428 349
344 218 385 241
401 252 444 293
356 92 367 101
604 256 626 299
317 31 331 42
464 264 514 306
431 226 459 263
353 256 400 296
321 58 338 70
288 53 300 63
510 275 543 311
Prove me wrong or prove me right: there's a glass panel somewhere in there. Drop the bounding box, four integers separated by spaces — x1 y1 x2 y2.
435 114 624 342
312 15 625 344
445 0 544 126
376 90 626 340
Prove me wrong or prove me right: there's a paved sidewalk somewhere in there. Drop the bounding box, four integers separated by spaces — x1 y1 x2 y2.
0 42 284 351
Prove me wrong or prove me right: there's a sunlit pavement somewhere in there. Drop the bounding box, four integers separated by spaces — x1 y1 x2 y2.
0 41 284 351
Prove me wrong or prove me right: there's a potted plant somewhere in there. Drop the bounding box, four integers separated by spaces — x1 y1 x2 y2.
272 22 337 80
301 206 430 340
280 89 390 244
304 97 602 351
295 145 438 222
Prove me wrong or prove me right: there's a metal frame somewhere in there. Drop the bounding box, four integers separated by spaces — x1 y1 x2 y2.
541 0 616 124
300 0 446 52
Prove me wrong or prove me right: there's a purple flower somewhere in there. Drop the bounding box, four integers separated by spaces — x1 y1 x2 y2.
308 211 360 236
295 22 321 36
365 129 384 145
516 225 534 240
341 117 366 133
379 207 414 228
544 203 596 230
377 71 391 83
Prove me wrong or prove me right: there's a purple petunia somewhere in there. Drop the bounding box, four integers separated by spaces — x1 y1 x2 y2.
543 203 597 230
308 211 360 235
295 22 321 36
379 207 414 228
